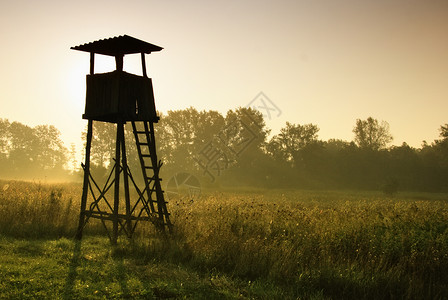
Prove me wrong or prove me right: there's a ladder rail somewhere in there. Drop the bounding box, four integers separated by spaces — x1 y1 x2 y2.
132 121 157 213
132 121 172 231
147 121 172 231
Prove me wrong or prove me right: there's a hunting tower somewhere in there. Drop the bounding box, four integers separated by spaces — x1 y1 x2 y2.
71 35 171 244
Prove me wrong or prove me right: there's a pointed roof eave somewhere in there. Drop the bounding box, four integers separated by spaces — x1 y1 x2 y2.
71 35 163 56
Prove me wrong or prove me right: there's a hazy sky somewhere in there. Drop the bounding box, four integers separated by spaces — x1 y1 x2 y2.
1 0 447 151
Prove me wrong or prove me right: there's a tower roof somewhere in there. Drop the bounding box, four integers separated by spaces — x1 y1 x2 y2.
71 35 163 56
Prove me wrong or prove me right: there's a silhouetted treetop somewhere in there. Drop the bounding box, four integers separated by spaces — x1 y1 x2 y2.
353 117 393 150
439 124 448 140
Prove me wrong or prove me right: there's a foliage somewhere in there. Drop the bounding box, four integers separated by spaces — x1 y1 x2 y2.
266 122 319 164
1 113 448 192
156 107 225 173
439 124 448 140
353 117 393 150
0 119 9 159
75 113 448 192
33 125 67 169
0 119 68 179
85 122 116 168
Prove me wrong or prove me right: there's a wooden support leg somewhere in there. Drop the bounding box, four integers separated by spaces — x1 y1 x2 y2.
76 120 93 240
119 122 132 237
112 122 122 245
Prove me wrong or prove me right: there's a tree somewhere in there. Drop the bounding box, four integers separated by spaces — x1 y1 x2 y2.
0 119 10 160
353 117 393 150
33 125 67 169
434 123 448 146
82 122 116 168
154 107 270 184
221 107 269 158
266 122 319 166
3 121 68 177
219 107 271 185
69 143 79 174
157 107 225 173
439 124 448 140
433 123 448 169
8 121 38 171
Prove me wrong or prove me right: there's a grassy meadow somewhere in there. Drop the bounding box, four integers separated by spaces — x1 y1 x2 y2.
0 180 448 299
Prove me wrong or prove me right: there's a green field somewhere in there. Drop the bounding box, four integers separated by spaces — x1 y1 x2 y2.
0 181 447 299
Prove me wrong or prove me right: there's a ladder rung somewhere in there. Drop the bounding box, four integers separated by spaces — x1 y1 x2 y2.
144 166 154 169
158 213 171 217
143 188 165 194
141 198 157 202
134 131 150 134
141 154 151 158
145 177 162 181
138 142 149 146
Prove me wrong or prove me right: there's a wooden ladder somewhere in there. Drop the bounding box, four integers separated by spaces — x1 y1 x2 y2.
131 121 172 231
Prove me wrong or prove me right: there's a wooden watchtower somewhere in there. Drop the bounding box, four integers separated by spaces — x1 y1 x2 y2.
71 35 171 244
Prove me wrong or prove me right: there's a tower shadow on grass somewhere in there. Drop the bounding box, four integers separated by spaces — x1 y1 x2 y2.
61 238 134 299
112 254 131 298
63 239 82 300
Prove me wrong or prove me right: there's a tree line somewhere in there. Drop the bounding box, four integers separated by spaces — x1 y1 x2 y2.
0 119 69 179
1 110 447 192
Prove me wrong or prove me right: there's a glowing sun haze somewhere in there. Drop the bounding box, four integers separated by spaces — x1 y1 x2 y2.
0 0 447 152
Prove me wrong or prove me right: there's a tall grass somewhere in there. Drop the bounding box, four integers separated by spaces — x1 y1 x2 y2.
0 181 80 237
167 191 448 298
1 180 447 298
